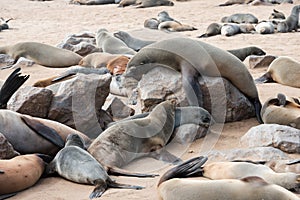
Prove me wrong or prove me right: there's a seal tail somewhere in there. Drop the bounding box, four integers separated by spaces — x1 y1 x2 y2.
0 68 29 109
157 156 208 186
107 166 159 178
20 115 65 148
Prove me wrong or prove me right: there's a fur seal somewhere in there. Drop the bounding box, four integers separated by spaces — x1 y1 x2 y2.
277 5 300 33
69 0 115 5
0 154 45 195
118 0 137 7
158 21 197 32
221 23 241 36
219 0 253 6
266 159 300 174
79 52 121 68
260 93 300 128
238 23 255 33
256 56 300 88
157 156 300 200
95 29 136 56
113 31 155 51
0 109 91 155
269 9 286 19
227 46 266 61
0 68 29 109
135 0 174 8
125 37 263 123
106 55 130 75
88 100 180 168
255 21 275 34
221 13 258 24
0 42 82 68
157 11 179 23
198 23 222 38
144 18 160 29
46 133 144 199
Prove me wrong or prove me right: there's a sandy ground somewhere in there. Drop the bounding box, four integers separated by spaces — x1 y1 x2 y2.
0 0 300 199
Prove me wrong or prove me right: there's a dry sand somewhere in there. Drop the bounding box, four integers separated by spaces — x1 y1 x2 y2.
0 0 300 199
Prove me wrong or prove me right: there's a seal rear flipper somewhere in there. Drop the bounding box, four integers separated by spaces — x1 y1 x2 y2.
150 148 182 165
20 115 65 148
89 179 107 199
0 67 29 109
107 166 159 178
107 177 144 190
0 192 18 200
252 97 263 124
157 156 208 186
255 72 274 84
286 159 300 165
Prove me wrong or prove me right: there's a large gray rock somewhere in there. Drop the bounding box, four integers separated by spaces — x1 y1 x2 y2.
173 124 209 144
204 147 290 162
240 124 300 153
106 97 135 120
138 67 255 122
47 73 111 139
7 86 53 118
0 132 20 159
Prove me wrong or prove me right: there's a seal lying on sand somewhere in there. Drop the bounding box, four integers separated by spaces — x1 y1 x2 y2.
0 42 82 68
221 13 258 24
88 100 180 168
227 46 266 61
124 37 263 123
260 93 300 129
157 156 300 200
158 21 197 32
46 134 144 199
198 23 222 38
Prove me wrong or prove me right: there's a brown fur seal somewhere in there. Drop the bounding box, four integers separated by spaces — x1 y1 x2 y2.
106 55 130 75
260 93 300 128
256 56 300 88
125 37 263 123
219 0 253 6
95 29 136 56
70 0 115 5
157 11 177 23
266 159 300 174
227 46 266 61
269 9 286 19
88 100 180 168
135 0 174 8
277 5 300 33
255 21 275 34
0 154 45 195
0 109 91 155
46 133 144 199
158 21 197 32
221 23 241 36
0 42 82 68
0 68 29 109
157 156 300 200
118 0 137 7
144 18 160 29
221 13 258 24
79 52 121 68
113 31 155 51
198 23 222 38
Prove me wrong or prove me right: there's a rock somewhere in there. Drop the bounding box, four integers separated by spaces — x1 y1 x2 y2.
173 124 208 144
47 73 111 139
243 55 277 69
240 124 300 153
106 97 135 120
138 66 255 122
0 132 20 159
204 147 290 163
7 86 53 118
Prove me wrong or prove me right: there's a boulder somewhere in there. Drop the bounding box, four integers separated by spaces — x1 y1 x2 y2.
106 97 135 120
0 132 20 159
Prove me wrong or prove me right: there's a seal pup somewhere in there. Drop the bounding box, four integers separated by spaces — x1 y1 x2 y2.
269 9 286 19
125 37 263 123
256 56 300 88
88 100 180 168
144 18 160 29
219 0 253 6
113 31 155 51
95 29 136 56
79 52 122 68
227 46 266 61
158 21 197 32
277 5 300 33
221 23 241 36
221 13 258 24
157 156 300 200
0 67 29 109
255 21 275 34
135 0 174 8
0 42 82 68
238 23 256 33
197 23 222 38
0 154 45 195
157 11 179 23
46 134 144 199
260 93 300 128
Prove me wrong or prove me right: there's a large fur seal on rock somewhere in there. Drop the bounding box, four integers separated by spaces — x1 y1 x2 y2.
227 46 266 61
277 5 300 33
124 37 263 123
46 134 144 199
256 56 300 88
0 42 82 68
0 154 45 196
88 100 180 168
157 156 300 200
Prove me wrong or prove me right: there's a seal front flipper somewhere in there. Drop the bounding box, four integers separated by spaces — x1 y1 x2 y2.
255 72 274 84
107 166 159 178
20 116 65 148
0 67 29 109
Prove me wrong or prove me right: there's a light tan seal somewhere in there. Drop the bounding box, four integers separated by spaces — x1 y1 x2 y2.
0 42 82 68
260 93 300 128
125 37 263 123
157 156 300 200
158 21 197 32
106 55 130 75
256 56 300 88
79 52 121 68
46 133 144 199
0 154 45 196
88 100 180 168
